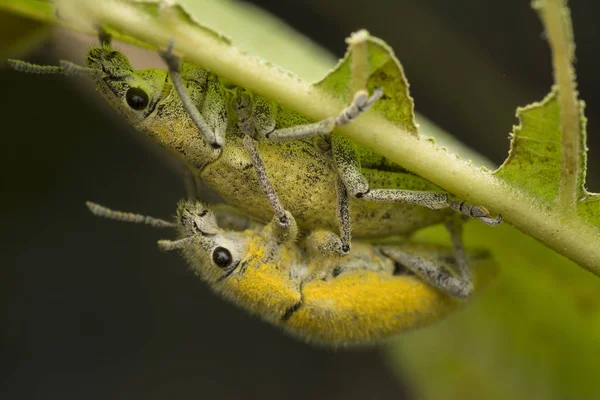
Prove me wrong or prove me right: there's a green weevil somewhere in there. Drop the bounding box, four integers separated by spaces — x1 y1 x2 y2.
8 31 500 266
86 199 498 346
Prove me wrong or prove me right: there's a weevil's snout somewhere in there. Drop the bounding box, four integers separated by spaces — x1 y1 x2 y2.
86 46 133 78
176 200 220 236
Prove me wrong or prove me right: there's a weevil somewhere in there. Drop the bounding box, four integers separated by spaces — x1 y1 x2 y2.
86 199 497 346
8 31 500 257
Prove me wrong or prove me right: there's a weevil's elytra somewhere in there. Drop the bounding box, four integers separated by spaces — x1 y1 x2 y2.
86 200 498 347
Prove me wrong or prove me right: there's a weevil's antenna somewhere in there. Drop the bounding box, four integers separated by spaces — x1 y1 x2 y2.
157 236 194 252
86 201 175 228
7 59 107 79
7 60 62 75
59 60 106 78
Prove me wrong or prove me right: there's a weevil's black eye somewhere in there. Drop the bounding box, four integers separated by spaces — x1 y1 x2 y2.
125 87 149 110
212 247 233 269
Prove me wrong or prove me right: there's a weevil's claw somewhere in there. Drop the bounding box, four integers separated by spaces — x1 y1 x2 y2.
159 38 181 70
448 200 502 226
469 205 502 226
336 87 383 126
477 214 503 226
366 86 383 107
340 244 351 255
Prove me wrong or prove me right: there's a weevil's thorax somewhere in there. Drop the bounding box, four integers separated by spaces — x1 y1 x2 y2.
86 47 220 170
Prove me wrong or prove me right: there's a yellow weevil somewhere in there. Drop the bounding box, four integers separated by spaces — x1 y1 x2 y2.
86 200 497 346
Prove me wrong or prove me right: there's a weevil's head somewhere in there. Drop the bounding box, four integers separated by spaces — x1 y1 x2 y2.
86 46 167 123
85 45 221 169
172 200 302 321
174 200 250 285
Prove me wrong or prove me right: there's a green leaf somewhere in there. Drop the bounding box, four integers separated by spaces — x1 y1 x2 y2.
579 194 600 228
494 88 599 229
494 89 585 196
316 34 418 136
495 89 571 204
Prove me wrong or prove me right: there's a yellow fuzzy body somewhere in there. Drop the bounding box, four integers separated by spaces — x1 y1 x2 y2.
182 229 497 346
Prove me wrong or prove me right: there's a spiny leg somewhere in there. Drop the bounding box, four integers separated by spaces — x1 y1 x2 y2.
449 200 502 226
263 88 382 141
244 92 352 255
97 25 112 47
227 87 294 232
159 39 226 149
180 167 201 201
242 135 291 231
331 132 502 225
378 244 474 299
304 177 351 256
261 30 380 142
444 216 470 283
336 176 351 254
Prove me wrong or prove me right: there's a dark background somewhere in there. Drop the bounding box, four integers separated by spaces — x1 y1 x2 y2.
1 0 598 399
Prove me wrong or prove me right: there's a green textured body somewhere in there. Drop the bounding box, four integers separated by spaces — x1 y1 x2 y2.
86 46 450 238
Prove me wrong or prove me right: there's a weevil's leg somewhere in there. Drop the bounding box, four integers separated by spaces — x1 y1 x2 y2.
86 201 175 228
336 176 352 254
233 90 293 232
378 245 474 299
242 135 290 229
250 97 351 254
180 167 201 200
330 134 502 225
445 216 470 282
448 200 503 226
300 177 351 256
159 39 227 149
97 26 112 46
260 30 380 141
263 88 383 141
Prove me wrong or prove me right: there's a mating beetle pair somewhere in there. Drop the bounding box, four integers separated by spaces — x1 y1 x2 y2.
9 28 500 344
86 199 496 346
